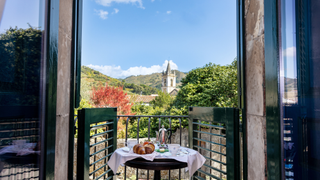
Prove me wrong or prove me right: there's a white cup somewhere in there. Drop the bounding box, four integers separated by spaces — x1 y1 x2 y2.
168 144 180 156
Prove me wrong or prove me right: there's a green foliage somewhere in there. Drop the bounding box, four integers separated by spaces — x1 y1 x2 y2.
172 60 238 113
124 70 187 90
122 83 158 95
150 91 173 109
128 103 164 138
81 66 121 87
74 99 94 138
80 66 159 102
127 60 238 138
79 60 238 139
75 98 94 115
0 26 42 106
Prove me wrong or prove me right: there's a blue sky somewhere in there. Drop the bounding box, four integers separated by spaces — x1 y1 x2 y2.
280 0 296 79
82 0 237 78
0 0 298 79
0 0 41 33
0 0 237 79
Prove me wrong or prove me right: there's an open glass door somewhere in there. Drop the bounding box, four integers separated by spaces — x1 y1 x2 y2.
0 0 46 178
280 0 320 179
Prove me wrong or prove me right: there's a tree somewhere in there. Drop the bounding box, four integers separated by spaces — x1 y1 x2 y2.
150 90 173 109
91 83 135 138
171 59 238 126
74 99 94 137
91 83 134 115
128 60 238 138
0 26 42 106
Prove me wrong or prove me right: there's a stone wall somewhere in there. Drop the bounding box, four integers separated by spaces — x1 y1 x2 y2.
244 0 267 180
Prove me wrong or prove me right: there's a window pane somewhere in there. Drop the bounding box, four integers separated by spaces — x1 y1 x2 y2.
280 0 320 179
0 0 45 179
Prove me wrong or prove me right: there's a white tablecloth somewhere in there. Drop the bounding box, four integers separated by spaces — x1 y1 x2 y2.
0 143 39 156
107 147 206 177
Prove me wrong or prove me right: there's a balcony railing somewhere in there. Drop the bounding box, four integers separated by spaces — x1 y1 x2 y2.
75 107 239 180
117 115 189 180
117 115 189 145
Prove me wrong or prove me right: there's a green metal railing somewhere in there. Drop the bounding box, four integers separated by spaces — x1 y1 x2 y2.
77 108 117 180
189 107 240 180
75 107 240 180
117 115 189 180
75 112 189 180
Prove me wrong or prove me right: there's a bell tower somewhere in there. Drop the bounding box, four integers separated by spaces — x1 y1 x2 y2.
161 62 176 93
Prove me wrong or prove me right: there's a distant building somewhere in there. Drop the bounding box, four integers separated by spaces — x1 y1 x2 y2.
161 62 179 95
128 95 158 106
169 89 179 96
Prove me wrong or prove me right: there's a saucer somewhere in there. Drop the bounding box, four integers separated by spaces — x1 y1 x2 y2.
122 147 130 152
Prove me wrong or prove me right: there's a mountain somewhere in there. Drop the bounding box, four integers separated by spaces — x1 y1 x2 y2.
124 70 187 90
80 66 159 101
284 77 297 92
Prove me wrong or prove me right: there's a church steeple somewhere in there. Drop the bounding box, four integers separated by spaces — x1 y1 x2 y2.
161 61 177 94
166 61 171 75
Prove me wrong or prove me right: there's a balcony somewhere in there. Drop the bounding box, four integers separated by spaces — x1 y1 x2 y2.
74 107 240 180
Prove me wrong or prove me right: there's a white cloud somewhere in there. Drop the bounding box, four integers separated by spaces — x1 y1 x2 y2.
86 60 178 78
151 0 155 2
95 0 144 9
114 8 119 14
166 11 171 14
95 9 109 19
283 47 296 57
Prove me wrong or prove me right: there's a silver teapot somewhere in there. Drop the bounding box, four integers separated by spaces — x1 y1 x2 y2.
157 125 172 144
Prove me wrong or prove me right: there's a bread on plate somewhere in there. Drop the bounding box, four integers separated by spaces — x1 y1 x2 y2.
133 143 155 154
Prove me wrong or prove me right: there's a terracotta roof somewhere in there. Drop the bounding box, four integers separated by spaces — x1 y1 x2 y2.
129 95 157 103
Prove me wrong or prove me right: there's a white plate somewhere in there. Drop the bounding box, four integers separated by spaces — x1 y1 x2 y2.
122 147 130 152
162 152 172 157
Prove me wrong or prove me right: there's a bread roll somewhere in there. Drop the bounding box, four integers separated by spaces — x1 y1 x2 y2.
133 144 140 153
133 144 146 154
132 143 155 154
144 143 155 152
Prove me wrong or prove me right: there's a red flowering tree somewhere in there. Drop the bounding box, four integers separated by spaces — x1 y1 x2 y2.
91 83 134 138
91 84 133 114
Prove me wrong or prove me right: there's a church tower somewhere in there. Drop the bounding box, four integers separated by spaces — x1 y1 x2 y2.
161 62 176 93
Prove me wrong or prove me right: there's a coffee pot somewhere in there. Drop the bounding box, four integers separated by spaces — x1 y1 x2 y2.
158 125 172 144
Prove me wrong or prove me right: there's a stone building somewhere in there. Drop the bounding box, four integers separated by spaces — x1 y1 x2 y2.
161 62 179 94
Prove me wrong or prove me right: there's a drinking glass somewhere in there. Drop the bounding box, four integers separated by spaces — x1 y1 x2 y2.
127 140 138 150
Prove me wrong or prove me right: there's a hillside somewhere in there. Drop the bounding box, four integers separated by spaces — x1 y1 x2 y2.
124 70 187 89
80 66 159 101
284 77 297 92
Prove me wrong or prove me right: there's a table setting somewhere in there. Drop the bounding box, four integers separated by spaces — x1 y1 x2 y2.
107 140 206 177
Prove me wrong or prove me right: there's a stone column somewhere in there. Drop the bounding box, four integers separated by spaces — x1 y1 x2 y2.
244 0 267 180
54 0 74 179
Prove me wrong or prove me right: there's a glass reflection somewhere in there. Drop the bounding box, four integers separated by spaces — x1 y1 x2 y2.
280 0 320 179
0 0 44 179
